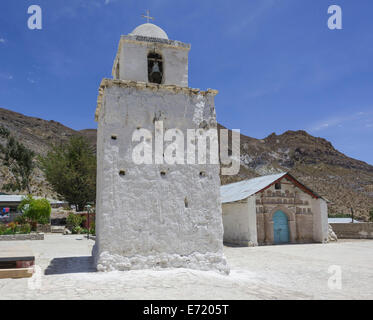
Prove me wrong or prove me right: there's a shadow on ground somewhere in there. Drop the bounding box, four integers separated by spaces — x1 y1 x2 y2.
44 256 97 275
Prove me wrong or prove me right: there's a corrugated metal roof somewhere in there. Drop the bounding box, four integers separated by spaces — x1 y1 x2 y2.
0 195 25 202
0 195 65 205
221 172 287 204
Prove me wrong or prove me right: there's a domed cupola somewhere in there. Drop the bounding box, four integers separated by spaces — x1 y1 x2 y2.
130 23 169 40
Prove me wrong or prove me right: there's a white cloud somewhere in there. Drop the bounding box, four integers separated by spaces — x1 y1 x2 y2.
225 0 276 36
308 110 373 132
0 72 13 80
0 38 6 43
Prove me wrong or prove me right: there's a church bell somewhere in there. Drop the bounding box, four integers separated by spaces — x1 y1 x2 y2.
149 62 162 84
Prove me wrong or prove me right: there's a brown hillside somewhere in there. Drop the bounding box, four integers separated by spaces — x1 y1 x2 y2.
0 108 95 197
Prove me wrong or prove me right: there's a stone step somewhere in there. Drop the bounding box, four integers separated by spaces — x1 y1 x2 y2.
51 226 65 233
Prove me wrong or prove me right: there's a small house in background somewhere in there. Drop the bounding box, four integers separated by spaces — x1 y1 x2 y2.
220 172 329 246
0 194 67 219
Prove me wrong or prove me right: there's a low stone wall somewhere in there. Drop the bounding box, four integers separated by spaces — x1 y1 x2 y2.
36 224 51 233
330 223 373 239
0 233 44 241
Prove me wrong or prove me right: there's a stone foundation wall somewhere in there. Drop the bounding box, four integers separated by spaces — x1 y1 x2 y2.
0 233 44 241
330 223 373 239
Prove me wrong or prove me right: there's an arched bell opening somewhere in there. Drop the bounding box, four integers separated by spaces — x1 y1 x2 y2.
147 52 163 84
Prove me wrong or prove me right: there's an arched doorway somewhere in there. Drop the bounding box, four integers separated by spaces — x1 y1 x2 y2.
273 210 289 244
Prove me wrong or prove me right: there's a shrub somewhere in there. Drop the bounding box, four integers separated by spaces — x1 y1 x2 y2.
31 198 51 224
19 223 31 234
0 222 31 235
7 222 17 232
2 228 14 235
18 196 51 225
0 223 15 235
0 224 7 235
89 221 95 235
67 213 85 230
18 195 33 215
72 226 84 234
14 214 27 224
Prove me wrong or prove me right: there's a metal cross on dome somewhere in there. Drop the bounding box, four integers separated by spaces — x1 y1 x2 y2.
141 10 154 23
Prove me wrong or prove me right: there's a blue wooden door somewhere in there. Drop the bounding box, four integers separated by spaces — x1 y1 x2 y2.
273 211 289 244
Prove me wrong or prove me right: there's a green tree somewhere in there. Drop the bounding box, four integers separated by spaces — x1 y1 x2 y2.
39 135 96 211
0 126 35 193
18 195 51 227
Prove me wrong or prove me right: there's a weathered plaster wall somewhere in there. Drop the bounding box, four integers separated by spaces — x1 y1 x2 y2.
256 212 265 244
311 198 329 243
115 39 189 87
93 80 228 274
330 223 373 239
222 196 257 247
118 41 148 82
162 47 189 87
295 213 313 242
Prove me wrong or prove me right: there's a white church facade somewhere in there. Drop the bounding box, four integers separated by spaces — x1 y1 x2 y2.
221 172 329 246
93 22 229 273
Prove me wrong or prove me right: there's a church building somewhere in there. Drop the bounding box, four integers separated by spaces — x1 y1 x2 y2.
221 172 329 246
93 20 228 274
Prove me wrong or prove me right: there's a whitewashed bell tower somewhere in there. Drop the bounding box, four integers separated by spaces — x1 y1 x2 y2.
93 18 229 274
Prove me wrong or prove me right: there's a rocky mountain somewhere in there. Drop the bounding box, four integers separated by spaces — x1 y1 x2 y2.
0 108 372 220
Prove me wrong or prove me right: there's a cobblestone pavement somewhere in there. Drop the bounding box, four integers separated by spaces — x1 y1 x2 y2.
0 235 372 299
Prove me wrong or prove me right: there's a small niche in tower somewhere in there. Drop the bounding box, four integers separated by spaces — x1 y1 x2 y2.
148 52 163 84
111 134 117 140
184 197 189 208
119 169 126 176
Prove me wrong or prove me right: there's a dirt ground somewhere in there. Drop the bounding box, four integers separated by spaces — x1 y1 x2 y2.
0 234 372 299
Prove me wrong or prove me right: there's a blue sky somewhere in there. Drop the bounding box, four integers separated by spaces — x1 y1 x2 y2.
0 0 372 165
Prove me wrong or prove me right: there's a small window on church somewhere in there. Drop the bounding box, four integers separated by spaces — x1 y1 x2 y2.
148 52 163 84
275 183 281 190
